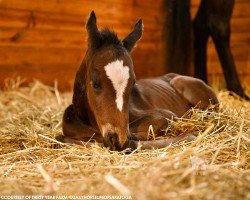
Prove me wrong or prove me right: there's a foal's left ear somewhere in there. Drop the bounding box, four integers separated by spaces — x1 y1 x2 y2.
122 19 143 52
86 11 101 49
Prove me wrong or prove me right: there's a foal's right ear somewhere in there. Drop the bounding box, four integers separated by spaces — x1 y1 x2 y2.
122 19 143 52
86 11 101 49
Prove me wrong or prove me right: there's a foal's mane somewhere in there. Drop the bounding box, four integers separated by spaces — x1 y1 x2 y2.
99 28 122 46
89 28 123 49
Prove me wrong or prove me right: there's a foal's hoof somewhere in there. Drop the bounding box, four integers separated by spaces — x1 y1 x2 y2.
183 134 197 142
55 134 83 145
244 94 250 100
55 135 65 143
50 135 66 149
120 140 138 153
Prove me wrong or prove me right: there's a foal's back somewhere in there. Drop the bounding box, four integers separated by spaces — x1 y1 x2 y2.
129 73 218 119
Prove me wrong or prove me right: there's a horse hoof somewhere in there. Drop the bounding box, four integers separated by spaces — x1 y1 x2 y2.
185 134 197 142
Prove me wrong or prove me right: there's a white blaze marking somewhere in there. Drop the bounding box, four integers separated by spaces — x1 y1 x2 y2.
104 59 130 112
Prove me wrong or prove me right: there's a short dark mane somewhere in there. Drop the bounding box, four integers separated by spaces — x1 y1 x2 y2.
99 28 122 46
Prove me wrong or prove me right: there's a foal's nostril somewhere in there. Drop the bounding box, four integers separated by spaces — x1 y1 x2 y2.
111 136 117 145
108 133 117 145
104 132 120 150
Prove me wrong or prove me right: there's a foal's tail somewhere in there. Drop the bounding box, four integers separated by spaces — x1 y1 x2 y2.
164 0 192 75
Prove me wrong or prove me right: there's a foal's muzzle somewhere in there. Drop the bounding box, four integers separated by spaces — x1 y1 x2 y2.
103 132 127 151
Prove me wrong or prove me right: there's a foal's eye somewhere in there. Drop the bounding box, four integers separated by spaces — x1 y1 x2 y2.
92 81 101 91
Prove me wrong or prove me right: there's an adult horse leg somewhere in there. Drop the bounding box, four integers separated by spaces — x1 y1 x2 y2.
208 0 248 99
57 104 103 143
193 0 209 83
209 26 248 98
164 0 192 75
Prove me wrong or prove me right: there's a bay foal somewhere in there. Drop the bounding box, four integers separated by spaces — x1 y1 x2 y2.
61 11 218 151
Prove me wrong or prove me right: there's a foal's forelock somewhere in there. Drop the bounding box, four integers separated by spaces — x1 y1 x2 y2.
104 59 130 112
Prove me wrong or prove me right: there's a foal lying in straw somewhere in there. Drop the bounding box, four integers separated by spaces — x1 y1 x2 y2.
57 11 218 151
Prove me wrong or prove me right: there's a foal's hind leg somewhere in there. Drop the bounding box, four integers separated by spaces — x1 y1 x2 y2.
170 75 218 110
58 104 102 143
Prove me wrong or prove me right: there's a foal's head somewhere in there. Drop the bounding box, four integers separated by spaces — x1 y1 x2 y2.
78 11 142 150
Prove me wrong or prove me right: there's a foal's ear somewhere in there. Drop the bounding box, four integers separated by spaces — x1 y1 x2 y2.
122 19 143 52
86 11 101 48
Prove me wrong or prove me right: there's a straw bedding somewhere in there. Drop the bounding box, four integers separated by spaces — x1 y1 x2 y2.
0 79 249 200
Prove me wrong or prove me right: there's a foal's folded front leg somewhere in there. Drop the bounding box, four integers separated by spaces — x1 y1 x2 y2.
129 110 174 140
128 109 196 149
129 134 196 150
58 106 196 150
57 104 103 143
